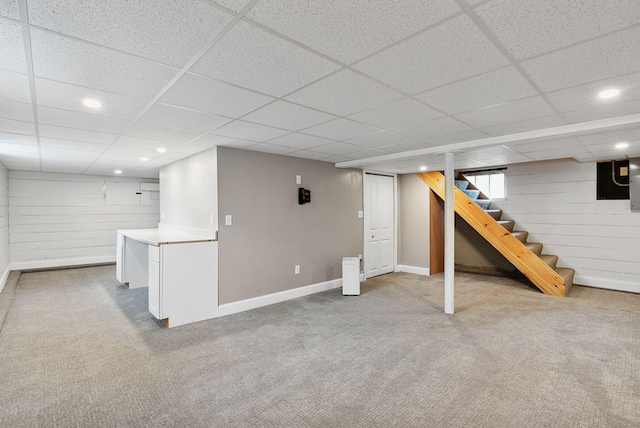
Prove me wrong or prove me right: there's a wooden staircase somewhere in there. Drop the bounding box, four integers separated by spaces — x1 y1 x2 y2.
418 171 574 297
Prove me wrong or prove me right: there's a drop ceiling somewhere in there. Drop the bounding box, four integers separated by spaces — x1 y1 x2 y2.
1 0 640 177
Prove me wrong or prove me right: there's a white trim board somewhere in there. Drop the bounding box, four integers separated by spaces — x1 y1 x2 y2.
396 265 430 276
10 255 116 271
0 265 10 294
574 274 640 294
218 278 343 317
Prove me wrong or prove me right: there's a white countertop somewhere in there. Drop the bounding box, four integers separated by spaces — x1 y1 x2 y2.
117 228 217 246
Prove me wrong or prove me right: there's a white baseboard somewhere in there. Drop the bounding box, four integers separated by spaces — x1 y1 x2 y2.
574 274 640 294
218 278 343 317
0 264 9 294
10 255 116 271
396 265 430 276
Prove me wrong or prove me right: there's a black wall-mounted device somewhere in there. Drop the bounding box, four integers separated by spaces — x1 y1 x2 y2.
298 187 311 205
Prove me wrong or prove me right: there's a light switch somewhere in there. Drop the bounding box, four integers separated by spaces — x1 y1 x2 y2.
296 175 301 185
225 215 233 226
295 265 300 275
620 166 629 177
357 210 364 218
210 214 214 225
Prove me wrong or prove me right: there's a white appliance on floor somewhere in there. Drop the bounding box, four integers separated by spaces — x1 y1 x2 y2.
342 257 361 296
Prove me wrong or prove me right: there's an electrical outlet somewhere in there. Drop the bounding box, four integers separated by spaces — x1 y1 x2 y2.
357 210 363 218
225 215 232 226
294 265 300 275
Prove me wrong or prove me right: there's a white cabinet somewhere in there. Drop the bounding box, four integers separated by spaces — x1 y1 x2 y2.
146 241 218 327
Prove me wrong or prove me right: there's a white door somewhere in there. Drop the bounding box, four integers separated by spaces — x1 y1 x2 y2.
364 173 394 278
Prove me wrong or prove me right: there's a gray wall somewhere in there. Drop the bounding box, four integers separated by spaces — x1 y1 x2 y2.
398 173 430 269
160 147 217 232
217 147 363 304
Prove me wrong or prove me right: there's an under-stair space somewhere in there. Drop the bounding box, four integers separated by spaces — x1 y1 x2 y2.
419 171 575 296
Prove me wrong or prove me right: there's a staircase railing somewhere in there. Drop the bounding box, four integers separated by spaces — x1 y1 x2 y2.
418 171 566 297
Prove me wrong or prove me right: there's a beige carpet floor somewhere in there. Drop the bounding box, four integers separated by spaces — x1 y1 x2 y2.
0 265 638 427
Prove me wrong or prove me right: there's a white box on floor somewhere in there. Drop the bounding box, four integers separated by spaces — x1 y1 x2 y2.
342 257 361 296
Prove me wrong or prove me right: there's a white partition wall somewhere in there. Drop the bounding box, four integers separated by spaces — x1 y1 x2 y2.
9 171 159 270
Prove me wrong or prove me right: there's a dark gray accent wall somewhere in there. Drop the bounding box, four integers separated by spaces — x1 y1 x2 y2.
217 147 363 304
398 173 430 268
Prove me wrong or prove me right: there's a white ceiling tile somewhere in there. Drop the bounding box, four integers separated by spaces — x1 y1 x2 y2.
40 147 100 161
0 20 27 73
522 27 640 92
381 140 433 153
0 0 18 19
210 0 248 12
30 29 178 99
345 131 417 149
454 96 557 129
246 0 461 64
140 103 232 133
0 118 36 135
265 133 334 150
423 129 489 147
34 78 149 120
242 101 336 131
288 150 331 161
347 98 443 130
507 136 582 153
563 99 640 124
578 128 640 147
104 145 156 158
417 66 538 114
321 155 354 163
41 158 92 174
126 121 202 144
37 106 131 134
354 14 510 94
0 141 39 158
458 146 520 160
159 72 274 118
248 143 297 155
525 146 592 161
39 137 107 153
284 70 403 116
212 120 290 143
475 0 640 60
38 124 117 144
393 117 473 141
481 115 566 137
0 160 40 171
0 132 36 145
301 118 379 141
0 99 33 122
114 135 180 151
191 134 255 149
545 71 640 114
0 69 31 103
192 20 339 97
329 147 385 159
28 0 232 68
307 142 360 156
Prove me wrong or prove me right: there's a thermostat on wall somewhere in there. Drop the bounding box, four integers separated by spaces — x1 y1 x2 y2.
298 187 311 205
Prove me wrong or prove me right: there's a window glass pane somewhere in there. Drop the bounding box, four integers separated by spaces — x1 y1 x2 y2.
490 173 505 199
467 176 476 186
475 175 490 196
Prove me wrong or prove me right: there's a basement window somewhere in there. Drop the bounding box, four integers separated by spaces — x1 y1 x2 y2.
462 168 506 199
597 160 629 200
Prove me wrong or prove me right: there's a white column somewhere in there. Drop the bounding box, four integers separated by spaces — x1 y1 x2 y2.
444 152 455 314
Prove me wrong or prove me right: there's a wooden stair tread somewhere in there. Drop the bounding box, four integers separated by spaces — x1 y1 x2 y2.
539 254 558 269
555 268 575 294
484 209 502 220
524 242 543 256
511 231 528 243
497 220 515 232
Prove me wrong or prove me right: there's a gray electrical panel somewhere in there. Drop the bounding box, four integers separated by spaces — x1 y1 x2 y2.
631 158 640 212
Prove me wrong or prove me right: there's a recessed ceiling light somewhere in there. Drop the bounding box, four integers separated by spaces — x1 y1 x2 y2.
419 166 428 171
83 98 102 108
156 147 166 153
598 88 620 99
114 169 122 174
615 142 629 149
140 157 149 162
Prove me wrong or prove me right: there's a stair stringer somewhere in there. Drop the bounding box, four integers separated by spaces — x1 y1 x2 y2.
417 171 565 297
